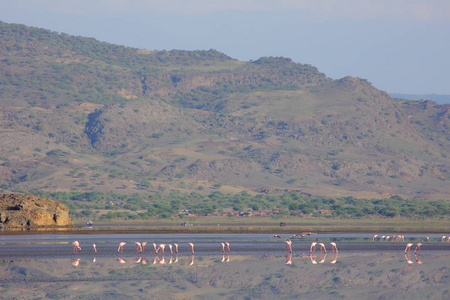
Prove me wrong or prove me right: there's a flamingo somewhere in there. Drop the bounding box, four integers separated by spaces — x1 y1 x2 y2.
118 242 126 253
284 240 293 253
221 242 226 252
158 244 166 254
173 243 179 253
318 243 327 253
271 235 282 239
188 242 194 254
72 241 81 254
152 243 158 254
414 243 422 254
224 242 230 253
426 236 430 243
372 235 378 242
134 242 142 253
330 242 338 253
441 236 446 242
447 236 450 243
141 242 147 253
310 242 317 254
404 243 414 254
92 243 97 253
380 236 385 242
168 244 173 254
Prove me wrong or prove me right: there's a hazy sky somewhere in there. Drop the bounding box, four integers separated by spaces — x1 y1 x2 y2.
1 0 449 95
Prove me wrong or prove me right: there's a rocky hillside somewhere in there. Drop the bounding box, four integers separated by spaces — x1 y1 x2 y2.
0 21 449 200
0 193 73 227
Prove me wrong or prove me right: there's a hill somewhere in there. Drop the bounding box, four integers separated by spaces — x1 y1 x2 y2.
0 21 449 202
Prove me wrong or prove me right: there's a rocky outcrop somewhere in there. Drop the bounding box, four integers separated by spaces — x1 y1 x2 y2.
0 194 73 227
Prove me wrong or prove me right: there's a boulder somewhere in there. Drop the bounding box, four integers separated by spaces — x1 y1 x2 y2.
0 193 73 227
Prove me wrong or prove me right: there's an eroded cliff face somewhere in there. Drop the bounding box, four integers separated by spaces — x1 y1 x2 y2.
0 194 73 227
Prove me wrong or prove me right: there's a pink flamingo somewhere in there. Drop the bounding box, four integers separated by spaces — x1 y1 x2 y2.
426 236 430 243
441 236 446 242
152 243 158 254
330 242 338 253
134 242 142 253
141 242 147 253
284 240 293 253
221 242 226 252
414 243 422 254
224 242 230 253
168 244 173 254
188 242 194 254
372 235 378 242
404 243 413 254
380 236 385 242
173 243 179 253
310 242 317 254
158 244 166 254
318 243 327 253
92 243 97 253
72 241 81 254
118 242 126 253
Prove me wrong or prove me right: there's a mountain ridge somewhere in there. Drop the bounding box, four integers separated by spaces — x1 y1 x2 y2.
0 21 449 201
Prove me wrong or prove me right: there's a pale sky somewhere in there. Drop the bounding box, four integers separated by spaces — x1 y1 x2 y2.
1 0 450 95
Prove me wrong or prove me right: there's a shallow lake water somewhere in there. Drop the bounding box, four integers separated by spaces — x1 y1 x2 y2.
1 233 449 299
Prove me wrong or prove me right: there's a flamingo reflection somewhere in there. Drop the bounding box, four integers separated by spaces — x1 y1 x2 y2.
72 258 80 266
285 253 292 265
189 255 195 266
330 251 338 264
404 252 414 264
318 253 327 264
118 257 127 264
415 252 423 264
